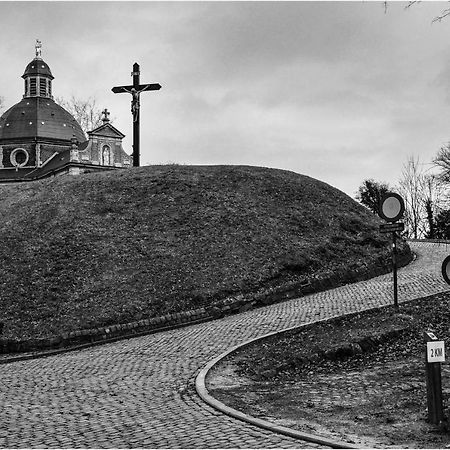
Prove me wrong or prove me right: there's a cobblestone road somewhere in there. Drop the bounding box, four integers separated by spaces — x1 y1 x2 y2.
1 242 449 448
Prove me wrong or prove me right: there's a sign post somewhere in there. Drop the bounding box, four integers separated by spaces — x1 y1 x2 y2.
424 331 445 425
392 230 398 309
379 193 405 310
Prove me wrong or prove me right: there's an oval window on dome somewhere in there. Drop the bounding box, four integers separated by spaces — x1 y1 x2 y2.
10 148 29 168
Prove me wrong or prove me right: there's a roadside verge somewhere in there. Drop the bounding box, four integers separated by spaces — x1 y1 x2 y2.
195 316 369 449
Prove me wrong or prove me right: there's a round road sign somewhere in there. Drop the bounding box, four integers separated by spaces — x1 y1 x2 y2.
442 255 450 285
379 193 405 222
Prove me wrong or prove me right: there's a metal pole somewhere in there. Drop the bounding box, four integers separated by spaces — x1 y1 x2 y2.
426 362 444 424
424 332 445 425
392 231 398 310
132 63 140 167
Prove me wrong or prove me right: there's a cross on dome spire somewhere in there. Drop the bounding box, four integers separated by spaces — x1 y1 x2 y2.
35 39 42 59
22 40 53 99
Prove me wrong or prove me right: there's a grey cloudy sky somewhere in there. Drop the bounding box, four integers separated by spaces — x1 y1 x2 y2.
1 1 450 197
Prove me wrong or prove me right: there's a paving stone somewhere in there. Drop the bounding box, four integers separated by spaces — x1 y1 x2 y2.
0 242 447 448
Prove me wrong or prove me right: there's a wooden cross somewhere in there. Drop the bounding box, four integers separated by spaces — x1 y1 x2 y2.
112 62 161 167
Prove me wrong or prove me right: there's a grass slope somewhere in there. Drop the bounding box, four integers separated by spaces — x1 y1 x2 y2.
0 165 403 339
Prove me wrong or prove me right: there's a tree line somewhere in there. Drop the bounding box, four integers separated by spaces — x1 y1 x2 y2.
357 150 450 239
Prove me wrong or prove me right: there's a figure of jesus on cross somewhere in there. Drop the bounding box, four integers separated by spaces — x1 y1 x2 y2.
112 63 161 167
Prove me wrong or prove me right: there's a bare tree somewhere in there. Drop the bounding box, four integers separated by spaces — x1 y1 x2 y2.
55 96 105 136
398 156 423 239
419 174 447 238
398 155 447 238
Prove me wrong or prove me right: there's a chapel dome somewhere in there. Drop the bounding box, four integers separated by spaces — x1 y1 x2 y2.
0 40 86 145
0 97 86 144
22 58 54 80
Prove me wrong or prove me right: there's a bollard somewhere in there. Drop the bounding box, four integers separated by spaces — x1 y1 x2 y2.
424 331 445 425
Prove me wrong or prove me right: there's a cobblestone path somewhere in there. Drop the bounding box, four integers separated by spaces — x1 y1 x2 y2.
0 242 449 448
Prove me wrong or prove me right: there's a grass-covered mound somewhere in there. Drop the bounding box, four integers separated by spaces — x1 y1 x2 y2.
0 165 407 339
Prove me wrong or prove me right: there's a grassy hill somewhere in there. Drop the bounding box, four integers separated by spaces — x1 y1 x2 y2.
0 165 408 340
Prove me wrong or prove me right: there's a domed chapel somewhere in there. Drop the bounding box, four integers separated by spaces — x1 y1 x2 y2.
0 41 131 182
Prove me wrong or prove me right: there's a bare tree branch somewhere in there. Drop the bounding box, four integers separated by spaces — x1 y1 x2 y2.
404 1 420 10
433 143 450 181
433 7 450 23
398 156 421 239
387 0 450 23
398 155 448 238
55 96 106 136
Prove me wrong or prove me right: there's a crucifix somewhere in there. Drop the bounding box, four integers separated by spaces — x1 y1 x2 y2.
112 62 161 167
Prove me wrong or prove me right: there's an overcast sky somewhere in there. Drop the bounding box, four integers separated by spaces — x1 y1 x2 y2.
1 1 450 197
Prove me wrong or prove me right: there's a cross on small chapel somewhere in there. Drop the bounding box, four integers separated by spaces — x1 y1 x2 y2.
101 108 110 123
112 63 161 167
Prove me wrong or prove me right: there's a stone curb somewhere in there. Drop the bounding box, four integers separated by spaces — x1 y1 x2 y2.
195 295 435 449
0 307 211 358
0 316 213 365
0 249 413 361
194 310 383 449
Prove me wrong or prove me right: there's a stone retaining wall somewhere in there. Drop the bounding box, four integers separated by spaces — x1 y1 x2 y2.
0 247 413 355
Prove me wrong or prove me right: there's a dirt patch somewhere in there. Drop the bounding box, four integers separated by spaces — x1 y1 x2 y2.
207 291 450 448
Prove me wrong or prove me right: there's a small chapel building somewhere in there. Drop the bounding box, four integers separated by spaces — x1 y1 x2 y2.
0 42 131 182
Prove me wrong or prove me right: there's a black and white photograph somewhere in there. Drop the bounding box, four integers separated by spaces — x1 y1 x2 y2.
1 1 450 448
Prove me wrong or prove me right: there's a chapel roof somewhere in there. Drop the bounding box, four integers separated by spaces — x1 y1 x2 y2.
22 58 54 80
0 97 86 144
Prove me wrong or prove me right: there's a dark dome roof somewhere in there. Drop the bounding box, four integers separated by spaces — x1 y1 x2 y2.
22 58 54 80
0 97 85 143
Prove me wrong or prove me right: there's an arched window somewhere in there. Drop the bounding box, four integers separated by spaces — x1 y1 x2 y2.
102 145 111 166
